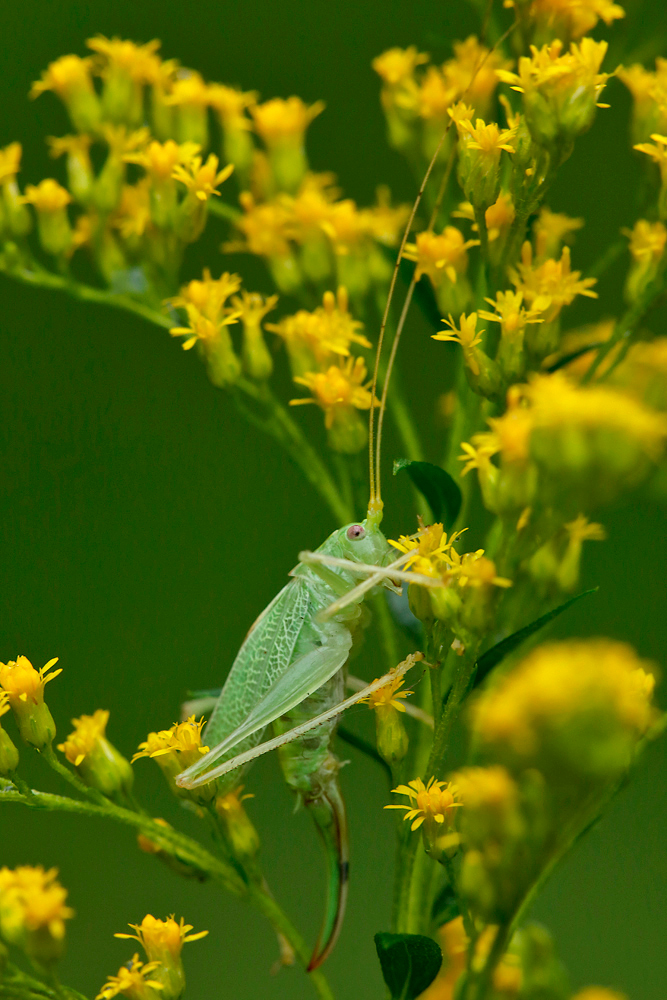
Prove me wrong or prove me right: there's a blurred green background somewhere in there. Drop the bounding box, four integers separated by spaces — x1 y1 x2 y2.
1 1 667 997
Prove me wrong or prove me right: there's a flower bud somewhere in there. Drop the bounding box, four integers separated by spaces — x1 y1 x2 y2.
133 716 218 804
231 290 278 381
30 55 102 133
0 656 61 750
0 694 19 776
114 915 208 1000
21 180 72 256
251 97 325 194
58 709 134 797
215 786 261 861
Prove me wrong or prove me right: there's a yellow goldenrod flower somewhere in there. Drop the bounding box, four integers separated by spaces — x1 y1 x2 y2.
290 356 377 453
564 514 606 544
497 39 611 145
208 83 257 130
361 674 414 765
169 269 242 324
87 36 162 82
251 97 324 193
361 673 411 713
228 191 295 260
533 206 584 260
443 36 511 116
417 66 458 123
472 639 657 774
458 119 518 158
208 84 257 179
96 954 165 1000
433 312 485 375
171 153 233 202
162 70 211 146
112 180 152 240
251 96 325 144
116 914 208 958
386 777 461 857
125 139 201 181
389 523 467 576
133 716 217 802
402 226 478 286
445 549 512 589
362 185 411 248
619 60 667 143
30 55 101 132
625 218 667 264
571 990 628 1000
231 289 278 381
30 54 93 99
512 242 597 321
267 286 369 376
58 709 134 797
478 290 547 340
455 117 518 210
453 765 518 811
372 47 429 87
0 865 74 965
164 71 209 108
22 179 71 213
0 142 22 185
86 35 160 83
507 0 625 40
115 915 207 998
215 786 261 860
170 304 241 385
0 655 61 749
290 355 375 423
484 191 515 242
47 134 94 204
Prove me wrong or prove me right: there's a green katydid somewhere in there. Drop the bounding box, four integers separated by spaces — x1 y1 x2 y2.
174 320 420 971
175 35 498 965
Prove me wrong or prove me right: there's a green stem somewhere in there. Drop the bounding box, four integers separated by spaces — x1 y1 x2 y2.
0 780 245 893
1 263 172 330
582 265 667 383
469 922 512 1000
248 886 335 1000
424 651 478 781
207 199 243 223
0 782 334 1000
442 856 475 941
372 592 400 673
40 745 107 805
233 380 353 524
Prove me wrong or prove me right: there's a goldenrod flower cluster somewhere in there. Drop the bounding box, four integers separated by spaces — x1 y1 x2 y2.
0 865 73 966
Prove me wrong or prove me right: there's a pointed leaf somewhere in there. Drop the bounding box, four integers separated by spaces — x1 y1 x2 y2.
472 588 599 690
394 459 462 528
431 883 460 928
375 932 443 1000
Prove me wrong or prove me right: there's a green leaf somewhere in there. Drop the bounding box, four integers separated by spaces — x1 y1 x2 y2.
545 343 606 373
393 459 462 528
431 882 460 928
472 588 599 690
375 932 443 1000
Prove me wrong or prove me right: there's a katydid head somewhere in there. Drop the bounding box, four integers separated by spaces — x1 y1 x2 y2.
335 518 401 592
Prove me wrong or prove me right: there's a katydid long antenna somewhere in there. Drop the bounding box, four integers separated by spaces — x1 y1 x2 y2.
366 16 517 525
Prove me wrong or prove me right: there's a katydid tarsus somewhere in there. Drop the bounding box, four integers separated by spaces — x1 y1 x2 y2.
176 37 504 969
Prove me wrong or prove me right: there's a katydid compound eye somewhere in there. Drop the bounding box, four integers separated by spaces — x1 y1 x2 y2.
347 524 366 540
